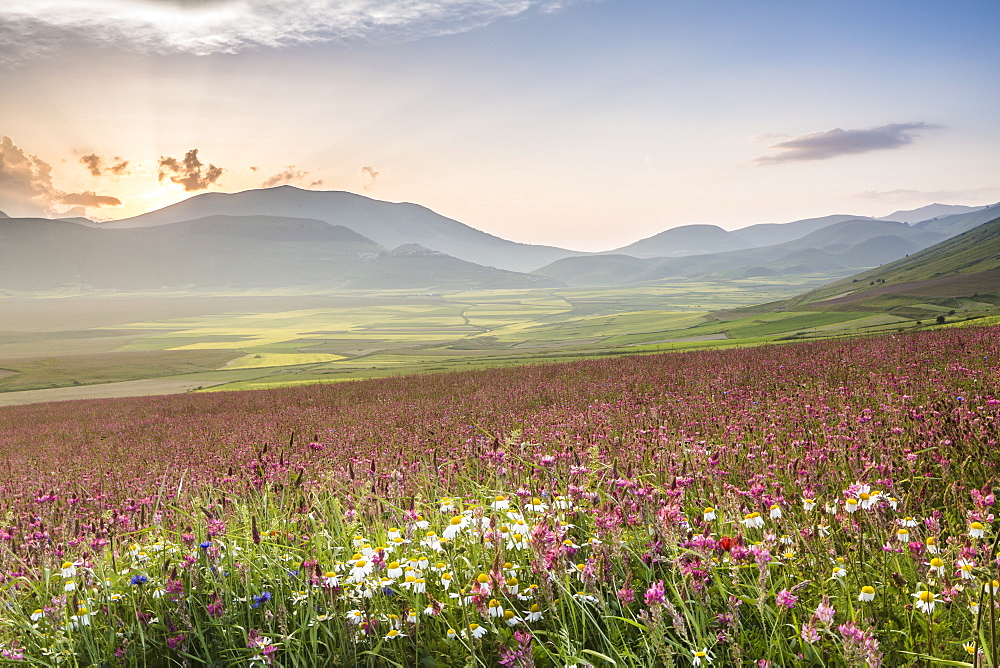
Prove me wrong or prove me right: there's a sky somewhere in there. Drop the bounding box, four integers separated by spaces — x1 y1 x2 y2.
1 0 999 251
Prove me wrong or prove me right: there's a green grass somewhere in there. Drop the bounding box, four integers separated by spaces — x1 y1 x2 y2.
4 275 994 400
0 349 241 392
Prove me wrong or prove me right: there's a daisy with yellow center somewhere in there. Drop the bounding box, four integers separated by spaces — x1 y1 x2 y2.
442 516 467 540
913 590 936 614
525 497 547 512
488 599 504 617
464 623 488 639
525 603 543 621
692 647 713 665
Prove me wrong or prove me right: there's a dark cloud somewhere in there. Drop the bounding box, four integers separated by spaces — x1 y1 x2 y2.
756 123 940 165
80 153 131 177
57 191 122 207
261 166 310 188
360 165 379 190
158 149 223 191
308 179 324 188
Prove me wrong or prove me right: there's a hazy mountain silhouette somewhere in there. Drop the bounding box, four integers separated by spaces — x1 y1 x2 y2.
610 224 750 258
911 203 1000 236
732 214 868 247
0 214 560 292
102 186 580 273
534 218 951 286
877 202 987 224
607 214 879 258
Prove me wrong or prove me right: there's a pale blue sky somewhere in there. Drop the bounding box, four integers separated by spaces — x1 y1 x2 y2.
1 0 998 250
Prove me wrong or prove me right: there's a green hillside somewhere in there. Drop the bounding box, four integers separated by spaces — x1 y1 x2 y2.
787 213 1000 309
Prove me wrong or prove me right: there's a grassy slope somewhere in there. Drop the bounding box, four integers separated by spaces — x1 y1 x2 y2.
786 214 1000 308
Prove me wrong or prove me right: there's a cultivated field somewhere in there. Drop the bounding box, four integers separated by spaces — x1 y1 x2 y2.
3 277 996 404
0 326 997 664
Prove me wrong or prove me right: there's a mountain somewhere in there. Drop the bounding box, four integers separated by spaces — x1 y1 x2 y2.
0 215 560 292
785 212 1000 310
732 214 867 247
776 218 939 250
610 224 750 258
535 218 944 286
877 203 987 224
911 203 1000 236
606 214 866 259
101 186 579 273
0 210 8 218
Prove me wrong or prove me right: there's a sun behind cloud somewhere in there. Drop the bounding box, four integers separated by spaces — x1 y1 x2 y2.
0 0 577 64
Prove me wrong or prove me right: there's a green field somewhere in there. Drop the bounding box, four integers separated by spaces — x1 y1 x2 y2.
2 276 998 402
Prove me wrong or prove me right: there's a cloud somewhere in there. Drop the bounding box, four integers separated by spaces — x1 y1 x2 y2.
109 158 130 175
80 153 102 176
0 135 57 216
261 166 310 188
360 165 379 190
1 137 125 216
57 191 123 207
158 148 223 191
80 153 131 177
0 1 577 65
756 123 940 165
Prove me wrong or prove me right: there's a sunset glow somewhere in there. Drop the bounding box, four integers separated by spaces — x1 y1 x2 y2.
2 1 999 249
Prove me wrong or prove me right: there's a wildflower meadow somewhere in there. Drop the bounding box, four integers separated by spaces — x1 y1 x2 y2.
0 326 999 666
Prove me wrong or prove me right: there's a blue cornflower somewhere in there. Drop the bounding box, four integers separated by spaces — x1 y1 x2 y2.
251 591 272 608
130 574 148 586
199 541 211 550
287 569 300 578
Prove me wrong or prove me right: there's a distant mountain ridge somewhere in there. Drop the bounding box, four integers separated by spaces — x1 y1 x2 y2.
3 186 997 292
0 214 559 292
534 217 965 286
877 203 987 224
97 189 999 269
102 186 580 273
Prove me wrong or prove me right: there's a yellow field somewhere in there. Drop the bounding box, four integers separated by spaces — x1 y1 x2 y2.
224 353 346 369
